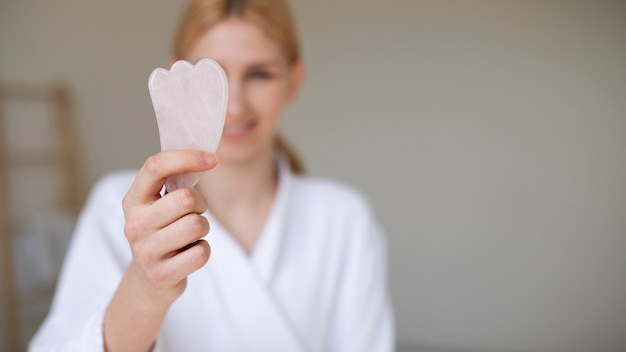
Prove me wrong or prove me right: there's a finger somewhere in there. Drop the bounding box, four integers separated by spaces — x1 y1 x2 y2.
149 240 211 289
148 187 208 229
155 214 210 256
171 239 211 274
130 213 209 272
125 150 216 206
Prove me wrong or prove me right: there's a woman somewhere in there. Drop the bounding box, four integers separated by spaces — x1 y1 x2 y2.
31 0 394 351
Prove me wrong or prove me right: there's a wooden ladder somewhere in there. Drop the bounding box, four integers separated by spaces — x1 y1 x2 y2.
0 81 82 351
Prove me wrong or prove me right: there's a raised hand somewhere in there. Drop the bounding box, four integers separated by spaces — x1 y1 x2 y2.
105 150 217 352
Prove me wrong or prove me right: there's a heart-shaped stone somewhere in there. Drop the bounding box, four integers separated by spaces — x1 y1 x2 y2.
148 58 228 192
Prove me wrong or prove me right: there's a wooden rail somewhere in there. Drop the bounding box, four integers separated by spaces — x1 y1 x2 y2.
0 80 83 351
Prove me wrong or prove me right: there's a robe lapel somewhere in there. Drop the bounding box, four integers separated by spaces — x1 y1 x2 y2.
250 158 291 284
203 159 305 351
208 228 305 352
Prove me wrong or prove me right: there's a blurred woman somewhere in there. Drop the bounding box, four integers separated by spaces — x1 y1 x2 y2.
31 0 394 351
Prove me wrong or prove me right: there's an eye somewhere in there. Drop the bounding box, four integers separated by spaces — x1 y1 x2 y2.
247 70 273 80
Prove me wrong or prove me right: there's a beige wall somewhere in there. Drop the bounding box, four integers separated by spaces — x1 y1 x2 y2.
1 1 626 351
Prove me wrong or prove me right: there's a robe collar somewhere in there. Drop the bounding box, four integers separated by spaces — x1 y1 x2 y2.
203 154 293 284
200 156 306 351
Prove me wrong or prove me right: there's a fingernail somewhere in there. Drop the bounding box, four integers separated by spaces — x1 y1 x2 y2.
202 152 216 165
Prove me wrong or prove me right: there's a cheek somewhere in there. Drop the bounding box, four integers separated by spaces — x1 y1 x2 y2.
247 81 290 117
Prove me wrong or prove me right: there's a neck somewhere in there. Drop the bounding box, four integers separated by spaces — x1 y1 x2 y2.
195 150 278 253
198 151 277 210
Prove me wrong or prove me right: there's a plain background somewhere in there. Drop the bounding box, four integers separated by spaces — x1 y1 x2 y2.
1 1 625 351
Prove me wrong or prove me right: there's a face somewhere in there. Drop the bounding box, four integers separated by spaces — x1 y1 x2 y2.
185 18 302 166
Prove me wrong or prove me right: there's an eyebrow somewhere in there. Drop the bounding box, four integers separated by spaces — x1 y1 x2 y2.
246 60 285 69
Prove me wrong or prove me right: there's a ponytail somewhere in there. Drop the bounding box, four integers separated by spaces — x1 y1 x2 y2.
274 134 305 174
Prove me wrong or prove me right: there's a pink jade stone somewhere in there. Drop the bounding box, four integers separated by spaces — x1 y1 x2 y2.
148 59 228 192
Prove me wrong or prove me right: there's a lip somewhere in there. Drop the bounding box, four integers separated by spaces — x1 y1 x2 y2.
221 120 257 141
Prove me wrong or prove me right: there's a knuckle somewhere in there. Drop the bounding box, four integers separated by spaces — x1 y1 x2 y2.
124 221 140 241
201 217 210 235
194 192 208 212
188 215 208 236
177 188 196 212
144 154 161 176
193 241 211 267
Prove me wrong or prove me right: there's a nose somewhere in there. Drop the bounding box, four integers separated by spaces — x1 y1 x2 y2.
226 79 244 120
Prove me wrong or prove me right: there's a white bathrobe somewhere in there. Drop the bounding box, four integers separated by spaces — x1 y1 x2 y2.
30 159 394 352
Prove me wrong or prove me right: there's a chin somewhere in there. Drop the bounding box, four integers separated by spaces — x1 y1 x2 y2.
216 141 270 167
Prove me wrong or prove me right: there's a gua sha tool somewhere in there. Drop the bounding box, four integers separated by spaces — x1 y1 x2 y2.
148 58 228 192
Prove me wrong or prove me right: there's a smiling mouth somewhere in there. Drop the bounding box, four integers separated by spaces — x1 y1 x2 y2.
222 120 257 139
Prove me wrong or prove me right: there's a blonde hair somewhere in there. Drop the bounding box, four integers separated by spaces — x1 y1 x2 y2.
172 0 305 174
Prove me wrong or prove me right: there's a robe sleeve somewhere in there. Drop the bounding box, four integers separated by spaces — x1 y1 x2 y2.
326 199 396 352
28 174 134 352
